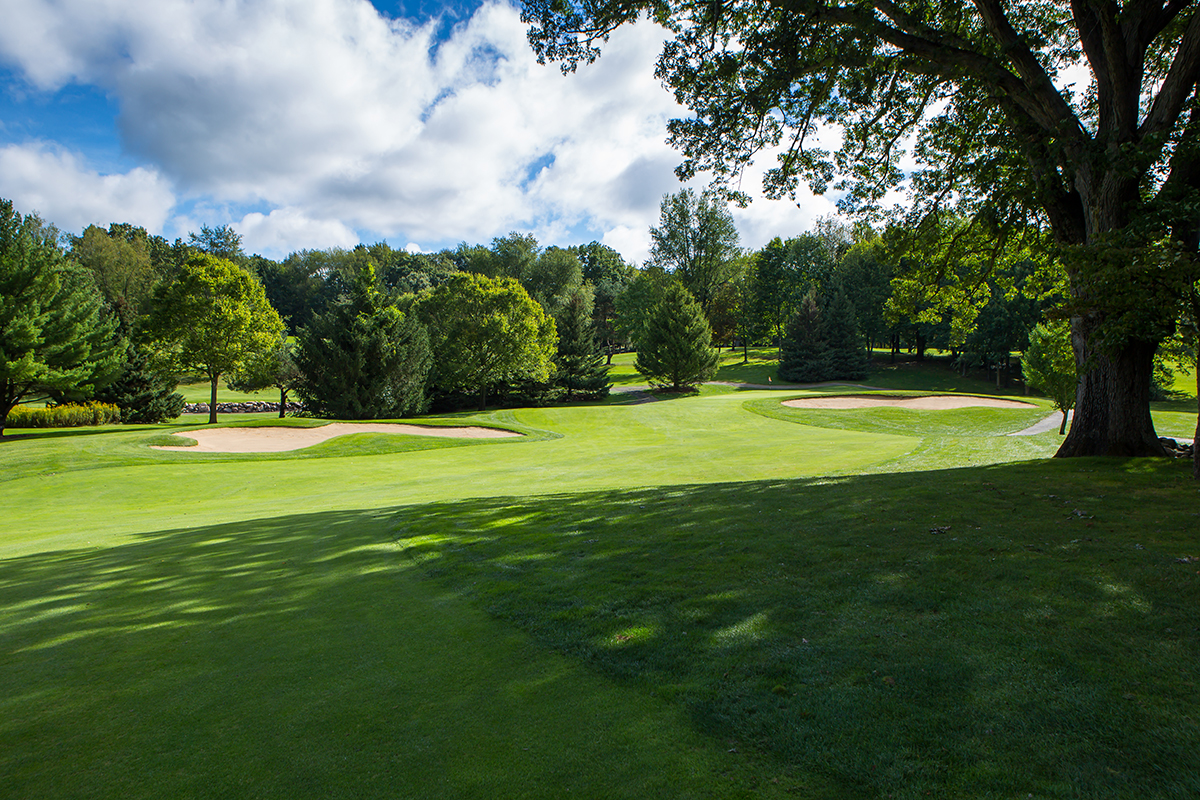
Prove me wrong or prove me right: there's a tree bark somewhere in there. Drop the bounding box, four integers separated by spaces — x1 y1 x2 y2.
279 388 288 419
1057 316 1165 456
209 374 219 425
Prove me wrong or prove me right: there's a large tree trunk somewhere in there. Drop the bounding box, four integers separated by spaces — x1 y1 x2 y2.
279 388 288 419
1056 315 1164 457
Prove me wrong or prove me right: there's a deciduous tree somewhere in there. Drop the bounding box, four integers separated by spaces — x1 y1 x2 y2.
228 335 304 418
649 188 741 315
1023 321 1079 435
145 253 284 424
419 273 557 410
524 0 1200 457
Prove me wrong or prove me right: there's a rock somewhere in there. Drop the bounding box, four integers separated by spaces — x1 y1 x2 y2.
182 401 305 415
1158 437 1195 458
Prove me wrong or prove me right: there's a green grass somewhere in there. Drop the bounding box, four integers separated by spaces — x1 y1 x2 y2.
3 373 1199 798
176 379 272 404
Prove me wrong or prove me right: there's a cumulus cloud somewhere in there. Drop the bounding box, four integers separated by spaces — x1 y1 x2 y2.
237 207 360 254
0 142 175 233
0 0 839 260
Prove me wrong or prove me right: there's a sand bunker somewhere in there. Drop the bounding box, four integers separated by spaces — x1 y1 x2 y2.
152 422 522 453
782 394 1033 410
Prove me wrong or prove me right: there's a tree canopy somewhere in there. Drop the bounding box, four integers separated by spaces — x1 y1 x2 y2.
0 199 122 435
145 253 284 423
419 272 557 410
649 188 741 314
523 0 1200 458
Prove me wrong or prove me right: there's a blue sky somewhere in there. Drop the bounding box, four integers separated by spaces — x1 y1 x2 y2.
0 0 834 262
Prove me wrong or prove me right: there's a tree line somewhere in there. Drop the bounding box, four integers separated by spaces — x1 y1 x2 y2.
2 185 1195 469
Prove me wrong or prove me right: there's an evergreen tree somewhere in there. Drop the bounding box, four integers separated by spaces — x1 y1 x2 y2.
296 265 432 419
555 286 610 400
93 342 184 424
634 282 719 390
778 291 828 383
821 286 869 380
1 199 122 436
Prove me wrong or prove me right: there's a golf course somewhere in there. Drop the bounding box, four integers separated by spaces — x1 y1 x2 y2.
3 354 1198 799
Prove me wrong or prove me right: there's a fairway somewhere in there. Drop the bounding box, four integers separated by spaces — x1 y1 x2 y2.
3 384 1199 799
2 389 927 553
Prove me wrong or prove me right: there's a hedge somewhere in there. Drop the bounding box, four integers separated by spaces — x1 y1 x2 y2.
6 403 122 428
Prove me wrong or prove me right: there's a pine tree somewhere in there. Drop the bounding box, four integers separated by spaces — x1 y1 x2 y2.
778 291 828 383
1 199 122 436
93 342 184 424
296 264 432 419
821 286 869 380
634 282 719 390
555 287 610 400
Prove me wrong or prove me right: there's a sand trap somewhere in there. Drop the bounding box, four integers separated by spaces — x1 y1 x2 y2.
782 394 1034 410
152 422 522 453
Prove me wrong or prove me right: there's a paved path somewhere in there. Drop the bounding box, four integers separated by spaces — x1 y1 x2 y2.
1009 410 1071 436
610 381 886 404
707 380 889 391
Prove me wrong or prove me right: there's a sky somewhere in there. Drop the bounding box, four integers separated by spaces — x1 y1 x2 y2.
0 0 843 263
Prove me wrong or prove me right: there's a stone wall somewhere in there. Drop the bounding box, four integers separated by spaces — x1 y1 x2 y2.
183 401 305 414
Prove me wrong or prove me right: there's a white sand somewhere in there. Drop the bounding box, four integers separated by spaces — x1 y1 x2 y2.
782 395 1034 410
152 422 522 453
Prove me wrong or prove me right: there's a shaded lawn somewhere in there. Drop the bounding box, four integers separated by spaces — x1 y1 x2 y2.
4 459 1196 798
0 511 775 800
4 386 1197 798
396 459 1200 799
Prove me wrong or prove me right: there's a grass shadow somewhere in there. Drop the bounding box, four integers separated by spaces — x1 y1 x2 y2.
391 458 1200 798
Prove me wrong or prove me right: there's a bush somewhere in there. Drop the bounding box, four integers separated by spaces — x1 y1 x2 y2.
6 402 122 428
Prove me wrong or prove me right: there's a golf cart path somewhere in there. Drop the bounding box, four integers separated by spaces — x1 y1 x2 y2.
1009 410 1072 436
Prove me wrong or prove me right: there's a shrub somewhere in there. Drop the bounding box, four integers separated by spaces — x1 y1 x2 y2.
6 402 122 428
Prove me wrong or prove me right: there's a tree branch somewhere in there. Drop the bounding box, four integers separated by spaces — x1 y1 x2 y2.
1140 6 1200 138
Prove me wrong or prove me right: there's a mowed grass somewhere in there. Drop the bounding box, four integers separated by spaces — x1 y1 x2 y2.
2 373 1199 799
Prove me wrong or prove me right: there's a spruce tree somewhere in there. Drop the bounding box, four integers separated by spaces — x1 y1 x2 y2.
296 264 432 419
93 342 184 424
555 287 610 400
1 199 122 436
821 286 869 380
634 281 718 390
778 291 829 383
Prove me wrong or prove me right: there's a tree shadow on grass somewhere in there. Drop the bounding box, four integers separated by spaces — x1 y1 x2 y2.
2 458 1198 799
390 459 1200 799
0 509 763 800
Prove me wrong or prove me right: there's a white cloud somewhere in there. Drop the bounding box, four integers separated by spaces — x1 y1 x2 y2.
0 143 175 233
0 0 837 260
237 207 360 254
